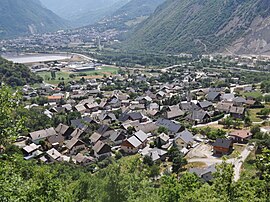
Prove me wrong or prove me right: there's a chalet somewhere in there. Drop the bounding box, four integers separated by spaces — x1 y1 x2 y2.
109 130 126 145
206 92 221 102
85 102 99 112
156 133 170 146
65 138 86 155
212 138 233 156
166 105 185 119
233 97 247 106
140 147 168 161
134 122 158 133
47 95 63 103
216 102 233 113
70 128 86 139
92 141 111 159
220 93 235 102
46 134 65 147
55 123 74 139
230 106 245 119
74 104 87 114
99 112 117 124
155 118 184 134
71 117 97 131
189 164 217 182
29 127 57 144
73 153 95 166
121 130 148 154
46 148 62 162
23 143 41 156
174 129 194 150
186 110 210 124
119 112 143 122
229 130 253 143
89 132 106 146
197 101 213 110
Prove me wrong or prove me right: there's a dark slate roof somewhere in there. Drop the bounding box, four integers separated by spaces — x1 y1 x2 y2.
233 97 247 103
155 118 182 133
213 138 232 149
180 102 200 111
97 125 111 135
207 92 221 101
187 110 209 121
229 106 245 114
189 164 217 178
71 117 96 130
175 129 194 144
129 112 143 120
198 101 213 109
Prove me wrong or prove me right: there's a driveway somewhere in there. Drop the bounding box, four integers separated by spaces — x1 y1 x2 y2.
187 144 254 181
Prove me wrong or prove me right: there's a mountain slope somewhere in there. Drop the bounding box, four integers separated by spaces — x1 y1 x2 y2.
0 0 67 38
40 0 130 27
125 0 270 55
113 0 165 20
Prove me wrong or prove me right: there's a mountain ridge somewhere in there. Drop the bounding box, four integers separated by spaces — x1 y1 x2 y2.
0 0 67 38
124 0 270 55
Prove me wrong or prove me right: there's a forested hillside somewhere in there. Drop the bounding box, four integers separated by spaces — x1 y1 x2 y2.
125 0 270 55
0 0 67 38
0 57 42 86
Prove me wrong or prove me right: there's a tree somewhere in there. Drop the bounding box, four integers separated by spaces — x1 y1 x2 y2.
256 148 270 182
0 85 26 145
244 116 252 127
224 116 233 129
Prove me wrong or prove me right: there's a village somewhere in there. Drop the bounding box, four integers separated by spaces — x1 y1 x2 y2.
14 54 270 182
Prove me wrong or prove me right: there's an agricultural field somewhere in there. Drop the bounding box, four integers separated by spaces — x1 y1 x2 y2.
37 66 119 85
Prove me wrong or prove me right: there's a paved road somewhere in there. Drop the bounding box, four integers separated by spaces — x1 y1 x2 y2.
187 145 254 181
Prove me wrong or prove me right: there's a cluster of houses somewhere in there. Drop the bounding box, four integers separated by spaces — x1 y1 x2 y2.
18 71 260 177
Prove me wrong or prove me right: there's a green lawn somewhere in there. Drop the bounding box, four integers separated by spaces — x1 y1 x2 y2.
227 144 245 158
249 108 264 122
243 91 263 99
37 66 118 85
241 150 258 180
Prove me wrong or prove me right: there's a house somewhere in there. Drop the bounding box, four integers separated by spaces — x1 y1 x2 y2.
65 138 86 155
47 95 63 103
23 143 41 156
55 123 74 139
174 129 194 150
216 102 233 113
121 130 148 154
29 127 57 144
212 138 233 155
92 140 111 159
155 133 170 147
207 92 221 102
220 93 235 102
119 112 143 122
74 104 87 114
233 97 247 107
89 132 106 145
71 117 97 131
186 110 210 124
109 130 126 145
155 118 184 134
70 128 86 139
230 106 245 119
197 101 213 110
166 106 185 119
189 164 217 182
134 122 158 133
99 112 117 124
46 148 62 162
140 147 168 161
74 153 95 166
46 134 65 147
229 130 253 143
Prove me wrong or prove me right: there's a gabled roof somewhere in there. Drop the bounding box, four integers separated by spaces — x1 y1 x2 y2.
213 138 232 149
55 123 71 136
97 125 111 135
233 97 247 103
187 110 210 121
46 148 62 160
29 127 57 141
134 130 148 142
229 130 253 139
198 101 213 109
189 164 217 178
66 138 85 150
175 129 194 144
90 132 103 143
230 106 245 114
207 92 221 101
93 140 111 154
155 118 182 133
158 133 170 142
126 136 142 148
71 117 96 130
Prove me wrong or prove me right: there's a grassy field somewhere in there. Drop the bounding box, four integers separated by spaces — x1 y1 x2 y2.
240 150 258 180
242 91 263 99
37 66 118 85
228 144 245 158
248 108 264 122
